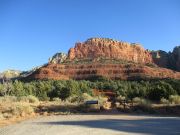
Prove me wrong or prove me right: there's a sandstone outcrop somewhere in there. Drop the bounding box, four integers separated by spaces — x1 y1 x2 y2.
172 46 180 71
151 46 180 71
151 50 170 68
68 38 153 64
49 52 67 64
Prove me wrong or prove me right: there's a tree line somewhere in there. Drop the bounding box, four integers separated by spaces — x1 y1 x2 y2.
0 79 179 102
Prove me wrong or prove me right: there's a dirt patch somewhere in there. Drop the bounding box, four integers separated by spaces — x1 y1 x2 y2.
0 114 180 135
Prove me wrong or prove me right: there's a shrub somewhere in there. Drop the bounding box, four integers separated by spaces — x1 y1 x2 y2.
132 97 142 104
139 99 151 107
66 96 79 103
133 97 151 107
116 95 126 102
147 81 176 101
133 98 152 113
12 104 34 116
20 95 39 104
12 80 25 97
169 95 180 104
160 97 169 104
81 93 94 102
0 96 18 103
50 81 71 100
60 87 71 100
35 81 52 101
67 93 94 103
52 97 62 102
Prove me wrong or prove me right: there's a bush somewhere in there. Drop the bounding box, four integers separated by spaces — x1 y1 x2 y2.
160 97 169 104
20 95 39 104
67 93 94 103
132 97 142 103
116 95 126 102
50 81 71 100
12 80 25 97
0 82 14 96
35 81 52 101
52 97 62 102
60 87 71 100
133 97 151 107
81 93 94 102
169 95 180 104
12 104 34 116
66 96 80 103
147 81 176 101
0 96 18 103
133 98 153 113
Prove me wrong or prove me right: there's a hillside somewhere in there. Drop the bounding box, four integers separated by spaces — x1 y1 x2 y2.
26 38 180 81
0 70 21 79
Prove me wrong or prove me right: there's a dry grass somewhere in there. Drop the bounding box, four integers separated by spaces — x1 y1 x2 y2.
37 100 80 115
1 95 180 127
0 96 81 127
169 95 180 104
0 96 40 127
20 95 39 104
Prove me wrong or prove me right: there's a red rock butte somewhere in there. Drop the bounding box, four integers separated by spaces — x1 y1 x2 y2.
68 38 152 64
27 38 180 81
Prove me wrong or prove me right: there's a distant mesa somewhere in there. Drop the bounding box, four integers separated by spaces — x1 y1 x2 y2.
25 38 180 81
0 70 21 79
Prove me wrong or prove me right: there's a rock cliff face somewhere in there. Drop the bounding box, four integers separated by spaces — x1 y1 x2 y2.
172 46 180 71
151 46 180 71
26 38 180 81
151 50 170 68
68 38 153 64
49 53 67 64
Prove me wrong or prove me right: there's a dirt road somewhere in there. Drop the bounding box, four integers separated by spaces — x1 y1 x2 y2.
0 113 180 135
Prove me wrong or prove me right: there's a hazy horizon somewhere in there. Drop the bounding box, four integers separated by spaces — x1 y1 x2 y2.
0 0 180 72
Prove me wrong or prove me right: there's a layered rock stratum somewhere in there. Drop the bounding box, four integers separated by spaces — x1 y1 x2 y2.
27 38 180 81
28 63 180 80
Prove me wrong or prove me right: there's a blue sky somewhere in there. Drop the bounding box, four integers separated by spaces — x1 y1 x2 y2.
0 0 180 72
